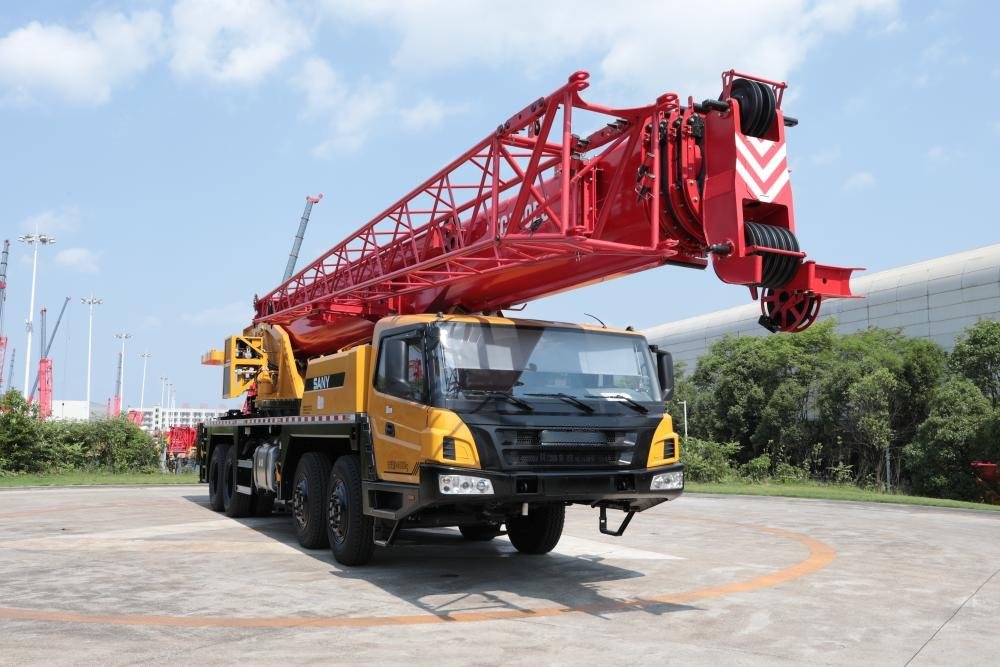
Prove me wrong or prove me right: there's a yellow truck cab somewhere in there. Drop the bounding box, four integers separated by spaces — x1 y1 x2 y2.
199 314 683 565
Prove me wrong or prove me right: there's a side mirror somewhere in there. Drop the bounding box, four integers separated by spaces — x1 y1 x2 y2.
651 346 674 402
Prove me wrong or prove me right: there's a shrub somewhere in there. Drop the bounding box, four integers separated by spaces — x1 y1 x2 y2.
743 454 771 482
904 379 991 501
682 438 741 483
0 390 158 474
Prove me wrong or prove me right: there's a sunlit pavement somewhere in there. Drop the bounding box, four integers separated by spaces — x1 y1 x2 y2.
0 485 997 665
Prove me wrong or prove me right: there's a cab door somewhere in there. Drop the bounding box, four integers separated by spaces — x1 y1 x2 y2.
368 330 430 484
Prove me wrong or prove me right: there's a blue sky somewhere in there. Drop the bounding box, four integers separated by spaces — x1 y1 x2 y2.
0 0 996 408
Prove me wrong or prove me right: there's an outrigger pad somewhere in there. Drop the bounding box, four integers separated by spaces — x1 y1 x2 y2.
598 506 636 537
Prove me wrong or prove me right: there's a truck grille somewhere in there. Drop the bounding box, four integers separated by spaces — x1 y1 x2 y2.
505 449 621 467
496 429 637 469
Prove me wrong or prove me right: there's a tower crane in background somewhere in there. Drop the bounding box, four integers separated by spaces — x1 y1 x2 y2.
199 70 859 566
0 239 9 391
282 194 324 282
29 297 71 420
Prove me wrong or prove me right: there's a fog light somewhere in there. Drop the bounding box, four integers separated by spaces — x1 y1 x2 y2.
439 474 494 495
651 471 683 491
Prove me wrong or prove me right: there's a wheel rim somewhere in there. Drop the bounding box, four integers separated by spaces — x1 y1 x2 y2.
292 478 308 528
328 479 349 544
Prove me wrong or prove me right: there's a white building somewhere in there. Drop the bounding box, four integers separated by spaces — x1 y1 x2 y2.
134 405 228 432
49 400 108 422
645 244 1000 371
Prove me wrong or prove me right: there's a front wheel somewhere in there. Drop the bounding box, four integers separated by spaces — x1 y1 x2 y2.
507 504 565 554
327 455 375 566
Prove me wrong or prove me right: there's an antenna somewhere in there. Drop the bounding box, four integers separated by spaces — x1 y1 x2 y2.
583 313 607 328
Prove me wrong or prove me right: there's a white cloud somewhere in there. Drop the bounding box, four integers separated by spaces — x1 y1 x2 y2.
170 0 310 84
54 247 100 273
293 57 394 155
811 146 841 165
323 0 897 98
19 208 80 234
0 11 163 105
843 171 875 191
181 301 251 327
400 97 470 130
927 145 961 164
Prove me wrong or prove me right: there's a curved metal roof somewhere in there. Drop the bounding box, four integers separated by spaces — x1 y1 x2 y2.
645 244 1000 352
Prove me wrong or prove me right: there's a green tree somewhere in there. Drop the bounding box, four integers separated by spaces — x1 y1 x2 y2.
904 378 991 500
843 366 898 487
0 390 42 472
950 320 1000 408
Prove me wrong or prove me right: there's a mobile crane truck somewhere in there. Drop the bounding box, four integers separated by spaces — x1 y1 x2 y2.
198 70 857 565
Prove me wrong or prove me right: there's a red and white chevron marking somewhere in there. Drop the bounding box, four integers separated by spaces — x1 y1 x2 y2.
735 135 789 203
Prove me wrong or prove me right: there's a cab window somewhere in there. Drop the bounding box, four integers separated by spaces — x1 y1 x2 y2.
375 334 427 402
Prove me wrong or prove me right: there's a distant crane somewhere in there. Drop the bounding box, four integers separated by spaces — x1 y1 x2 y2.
282 194 323 282
113 351 124 417
0 239 9 391
29 297 71 419
5 347 14 394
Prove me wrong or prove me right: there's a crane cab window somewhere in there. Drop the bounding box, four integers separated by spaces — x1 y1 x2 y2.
375 334 427 402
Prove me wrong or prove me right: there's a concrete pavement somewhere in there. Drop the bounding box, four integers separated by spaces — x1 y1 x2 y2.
0 485 997 665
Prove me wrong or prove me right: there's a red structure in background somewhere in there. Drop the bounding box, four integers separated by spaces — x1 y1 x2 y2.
166 426 197 455
126 410 144 427
37 358 52 420
972 462 999 504
254 70 857 358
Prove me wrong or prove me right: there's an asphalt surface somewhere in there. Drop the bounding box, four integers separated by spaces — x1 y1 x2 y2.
0 485 997 665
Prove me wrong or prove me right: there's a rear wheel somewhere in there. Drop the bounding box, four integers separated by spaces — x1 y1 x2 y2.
327 455 375 566
507 505 565 554
292 452 332 549
207 444 229 512
459 523 501 541
223 446 254 518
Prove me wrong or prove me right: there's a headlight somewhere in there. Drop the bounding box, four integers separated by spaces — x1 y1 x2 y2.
651 471 683 491
439 474 494 495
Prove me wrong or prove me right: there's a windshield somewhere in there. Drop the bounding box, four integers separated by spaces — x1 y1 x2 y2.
435 322 660 403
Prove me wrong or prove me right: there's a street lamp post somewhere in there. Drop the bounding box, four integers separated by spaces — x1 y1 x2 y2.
81 296 102 419
114 332 131 409
17 233 56 398
159 376 167 431
138 351 151 411
678 400 689 441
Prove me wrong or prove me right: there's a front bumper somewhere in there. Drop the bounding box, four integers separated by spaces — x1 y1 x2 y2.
420 462 683 508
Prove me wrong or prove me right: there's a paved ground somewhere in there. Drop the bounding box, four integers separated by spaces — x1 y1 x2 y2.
0 485 997 665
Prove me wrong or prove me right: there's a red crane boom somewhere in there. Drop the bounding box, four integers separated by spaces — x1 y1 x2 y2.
254 70 856 357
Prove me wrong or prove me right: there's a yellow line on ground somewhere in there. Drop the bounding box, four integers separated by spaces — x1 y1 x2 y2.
0 515 836 628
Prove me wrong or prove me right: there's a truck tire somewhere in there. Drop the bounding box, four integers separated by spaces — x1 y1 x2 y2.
327 455 375 566
253 492 275 516
506 504 565 554
208 444 229 512
293 452 332 549
224 446 254 518
459 523 501 541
